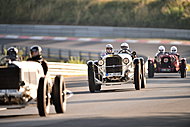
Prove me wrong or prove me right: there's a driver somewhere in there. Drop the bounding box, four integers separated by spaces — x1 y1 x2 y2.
170 46 180 58
6 47 19 61
27 45 48 75
120 42 131 54
155 45 165 58
101 44 114 58
0 47 19 65
154 45 166 63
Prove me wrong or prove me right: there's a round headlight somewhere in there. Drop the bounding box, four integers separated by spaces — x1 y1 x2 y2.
98 60 104 66
123 58 129 64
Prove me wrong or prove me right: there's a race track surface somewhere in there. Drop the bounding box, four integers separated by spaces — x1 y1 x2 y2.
0 39 190 127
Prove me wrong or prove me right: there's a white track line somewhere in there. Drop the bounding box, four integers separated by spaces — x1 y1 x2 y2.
0 108 7 111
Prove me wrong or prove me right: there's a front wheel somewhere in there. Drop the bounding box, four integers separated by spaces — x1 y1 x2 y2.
180 61 187 78
53 75 66 113
37 77 50 117
134 61 141 90
88 63 96 93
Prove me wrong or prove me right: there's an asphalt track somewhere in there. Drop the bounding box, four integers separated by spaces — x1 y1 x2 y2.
0 73 190 127
0 38 190 127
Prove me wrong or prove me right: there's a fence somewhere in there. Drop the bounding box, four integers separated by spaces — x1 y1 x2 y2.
1 24 190 39
0 44 101 62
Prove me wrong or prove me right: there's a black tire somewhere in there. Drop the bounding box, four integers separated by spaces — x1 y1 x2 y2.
95 84 101 91
53 75 66 113
37 77 50 117
140 59 146 88
148 60 154 78
134 62 141 90
88 63 96 93
180 61 187 78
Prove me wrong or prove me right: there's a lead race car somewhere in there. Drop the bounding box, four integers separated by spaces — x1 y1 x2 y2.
87 50 146 92
148 52 187 78
0 59 66 116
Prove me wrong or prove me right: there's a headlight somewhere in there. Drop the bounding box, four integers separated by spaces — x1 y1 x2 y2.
98 60 104 66
123 58 129 64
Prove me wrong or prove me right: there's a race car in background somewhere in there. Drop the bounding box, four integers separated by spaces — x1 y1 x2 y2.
87 51 146 93
0 60 66 116
148 52 187 78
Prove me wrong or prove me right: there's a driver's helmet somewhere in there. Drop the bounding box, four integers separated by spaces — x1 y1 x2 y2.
105 44 113 54
170 46 177 54
120 42 129 50
7 47 18 61
30 45 42 58
158 45 165 53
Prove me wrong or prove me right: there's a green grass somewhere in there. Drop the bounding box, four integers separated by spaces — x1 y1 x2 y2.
0 0 190 29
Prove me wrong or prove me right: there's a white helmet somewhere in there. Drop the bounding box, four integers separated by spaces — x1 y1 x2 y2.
105 44 113 54
170 46 177 54
121 42 129 50
158 45 165 53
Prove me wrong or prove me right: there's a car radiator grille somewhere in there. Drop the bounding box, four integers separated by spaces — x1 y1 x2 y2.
0 66 21 89
161 57 171 68
106 57 122 73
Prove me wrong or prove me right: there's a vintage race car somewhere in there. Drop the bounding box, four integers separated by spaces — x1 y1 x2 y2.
0 60 66 116
148 52 187 78
87 51 146 92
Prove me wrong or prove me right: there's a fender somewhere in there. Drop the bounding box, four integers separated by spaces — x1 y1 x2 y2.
139 57 144 65
87 60 94 66
148 57 154 62
133 58 140 64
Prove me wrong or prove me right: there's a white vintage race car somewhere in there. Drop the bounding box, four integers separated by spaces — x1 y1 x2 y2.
87 51 146 92
0 61 66 116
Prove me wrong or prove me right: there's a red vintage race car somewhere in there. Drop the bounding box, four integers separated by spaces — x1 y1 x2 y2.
148 52 187 78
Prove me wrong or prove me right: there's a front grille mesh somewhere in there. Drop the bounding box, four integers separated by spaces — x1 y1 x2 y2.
161 57 171 68
106 57 122 73
0 66 21 89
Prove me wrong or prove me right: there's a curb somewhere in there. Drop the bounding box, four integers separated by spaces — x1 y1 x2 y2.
1 34 190 45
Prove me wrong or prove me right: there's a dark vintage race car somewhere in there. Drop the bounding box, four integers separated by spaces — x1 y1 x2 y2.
87 51 146 93
0 60 66 116
148 52 187 78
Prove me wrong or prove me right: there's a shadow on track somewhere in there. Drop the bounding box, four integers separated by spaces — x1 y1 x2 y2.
73 88 135 95
68 95 190 105
1 113 189 127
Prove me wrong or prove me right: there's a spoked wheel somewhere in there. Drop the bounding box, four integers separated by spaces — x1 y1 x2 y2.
53 75 66 113
37 77 50 116
134 61 142 90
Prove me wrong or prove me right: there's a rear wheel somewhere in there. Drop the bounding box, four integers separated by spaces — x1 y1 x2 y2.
134 62 141 90
53 75 66 113
37 77 50 117
148 60 154 78
140 59 146 88
88 63 96 93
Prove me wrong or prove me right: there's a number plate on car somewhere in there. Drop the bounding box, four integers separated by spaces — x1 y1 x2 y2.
107 73 121 76
161 69 171 72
